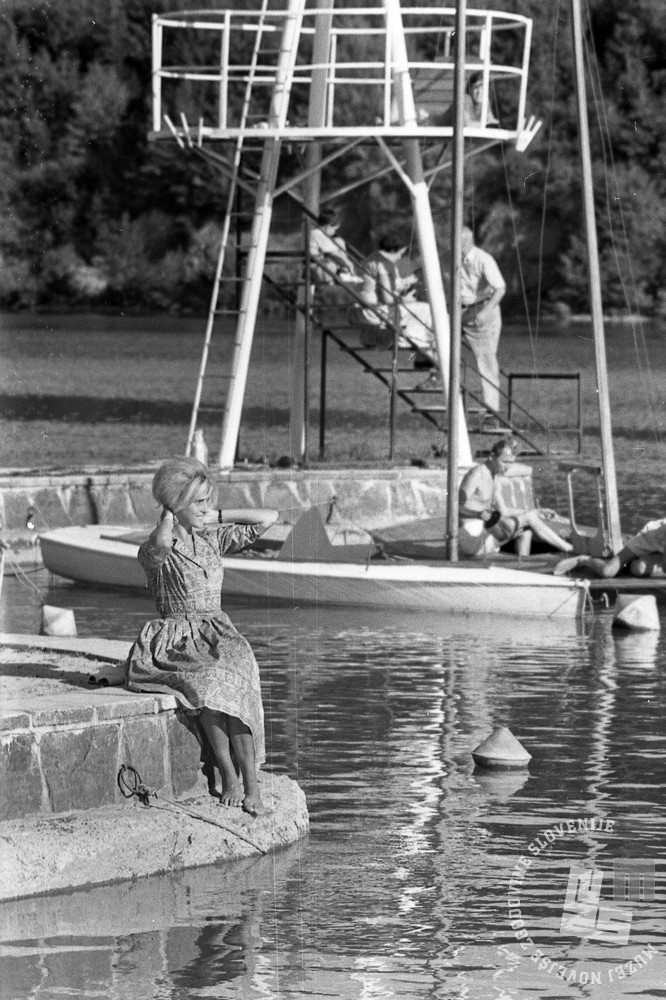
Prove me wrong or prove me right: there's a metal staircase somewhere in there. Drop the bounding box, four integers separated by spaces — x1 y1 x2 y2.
150 3 546 468
261 243 575 460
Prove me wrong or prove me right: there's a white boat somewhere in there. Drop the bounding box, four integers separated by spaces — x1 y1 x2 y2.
39 513 588 620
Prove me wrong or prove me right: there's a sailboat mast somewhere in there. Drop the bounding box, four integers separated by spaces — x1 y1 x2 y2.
384 0 472 470
445 0 468 562
570 0 622 550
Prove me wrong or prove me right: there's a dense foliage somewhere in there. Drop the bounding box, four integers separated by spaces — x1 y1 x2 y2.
1 0 665 316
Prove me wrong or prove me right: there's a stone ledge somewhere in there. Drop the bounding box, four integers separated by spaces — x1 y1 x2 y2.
0 637 210 821
0 772 309 901
0 634 131 662
1 465 535 567
0 466 454 561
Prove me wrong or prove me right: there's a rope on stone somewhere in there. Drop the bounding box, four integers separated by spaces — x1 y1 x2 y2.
117 763 157 805
116 764 266 854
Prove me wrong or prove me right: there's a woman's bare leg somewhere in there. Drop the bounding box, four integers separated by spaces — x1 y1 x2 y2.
522 511 573 553
199 708 243 807
554 553 622 577
515 529 533 556
228 716 266 816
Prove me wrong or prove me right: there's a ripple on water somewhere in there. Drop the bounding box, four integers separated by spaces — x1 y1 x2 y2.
1 578 665 998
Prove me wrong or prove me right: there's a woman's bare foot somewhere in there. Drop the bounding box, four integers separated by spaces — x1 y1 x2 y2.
242 792 268 817
219 781 244 808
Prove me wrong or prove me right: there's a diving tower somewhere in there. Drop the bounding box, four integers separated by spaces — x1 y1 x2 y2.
149 2 541 469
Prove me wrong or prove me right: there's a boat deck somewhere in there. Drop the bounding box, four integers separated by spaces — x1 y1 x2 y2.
80 528 666 599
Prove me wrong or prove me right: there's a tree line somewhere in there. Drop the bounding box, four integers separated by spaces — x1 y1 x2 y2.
1 0 665 318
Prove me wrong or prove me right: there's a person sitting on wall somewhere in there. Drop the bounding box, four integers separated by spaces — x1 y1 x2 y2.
356 231 417 346
309 208 358 285
555 518 666 578
458 438 574 558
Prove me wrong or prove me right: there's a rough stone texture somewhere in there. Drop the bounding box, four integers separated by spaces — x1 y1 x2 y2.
0 772 308 901
40 725 119 813
0 640 213 818
0 734 43 821
119 716 168 797
167 711 210 799
0 712 31 732
31 704 95 727
2 465 535 563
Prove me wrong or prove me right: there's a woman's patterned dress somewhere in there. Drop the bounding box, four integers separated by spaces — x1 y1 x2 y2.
126 523 265 765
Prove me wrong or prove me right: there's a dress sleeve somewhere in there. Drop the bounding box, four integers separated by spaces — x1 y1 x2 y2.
137 539 171 579
214 522 265 556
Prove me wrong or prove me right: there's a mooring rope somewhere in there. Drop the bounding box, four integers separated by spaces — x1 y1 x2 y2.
117 764 267 854
1 543 45 601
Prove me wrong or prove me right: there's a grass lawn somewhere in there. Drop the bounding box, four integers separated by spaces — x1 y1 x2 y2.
1 311 664 529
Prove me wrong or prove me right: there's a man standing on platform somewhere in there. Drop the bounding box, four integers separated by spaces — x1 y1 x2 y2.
459 226 506 426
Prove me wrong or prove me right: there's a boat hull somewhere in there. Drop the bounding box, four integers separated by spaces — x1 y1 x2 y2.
40 527 147 590
221 556 587 618
39 526 588 619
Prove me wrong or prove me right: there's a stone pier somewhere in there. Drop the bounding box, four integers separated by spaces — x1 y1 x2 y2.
0 635 308 901
0 464 536 565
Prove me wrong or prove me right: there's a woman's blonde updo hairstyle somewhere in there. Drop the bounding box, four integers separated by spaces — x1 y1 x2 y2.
152 457 211 512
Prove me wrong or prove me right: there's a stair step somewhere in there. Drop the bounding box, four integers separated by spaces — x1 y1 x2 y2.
366 367 418 374
334 344 387 352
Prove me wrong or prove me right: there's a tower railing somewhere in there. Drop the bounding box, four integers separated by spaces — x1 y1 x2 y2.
151 6 536 146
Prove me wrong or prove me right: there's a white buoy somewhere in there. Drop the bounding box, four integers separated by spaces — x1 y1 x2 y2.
612 594 660 632
40 605 77 637
472 726 531 769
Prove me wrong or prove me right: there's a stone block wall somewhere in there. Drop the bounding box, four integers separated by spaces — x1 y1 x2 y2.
0 691 210 823
0 464 535 562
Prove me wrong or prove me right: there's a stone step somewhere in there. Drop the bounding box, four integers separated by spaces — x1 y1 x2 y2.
0 634 309 899
0 636 211 822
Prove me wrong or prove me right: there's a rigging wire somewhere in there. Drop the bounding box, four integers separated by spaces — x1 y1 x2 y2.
495 0 565 380
2 547 44 601
581 5 663 445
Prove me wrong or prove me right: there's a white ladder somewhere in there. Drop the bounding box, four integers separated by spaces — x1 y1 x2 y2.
186 0 306 466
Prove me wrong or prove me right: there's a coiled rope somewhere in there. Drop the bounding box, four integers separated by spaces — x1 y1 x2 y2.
117 764 267 854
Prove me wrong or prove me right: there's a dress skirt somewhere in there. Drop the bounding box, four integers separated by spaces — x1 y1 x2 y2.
126 610 265 766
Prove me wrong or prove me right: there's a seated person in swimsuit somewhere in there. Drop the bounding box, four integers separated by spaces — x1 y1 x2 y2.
458 438 574 558
555 517 666 578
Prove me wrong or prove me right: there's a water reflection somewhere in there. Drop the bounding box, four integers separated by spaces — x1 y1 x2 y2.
1 576 665 998
613 629 660 669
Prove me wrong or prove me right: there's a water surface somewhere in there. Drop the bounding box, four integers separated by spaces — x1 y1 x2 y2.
1 574 665 998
